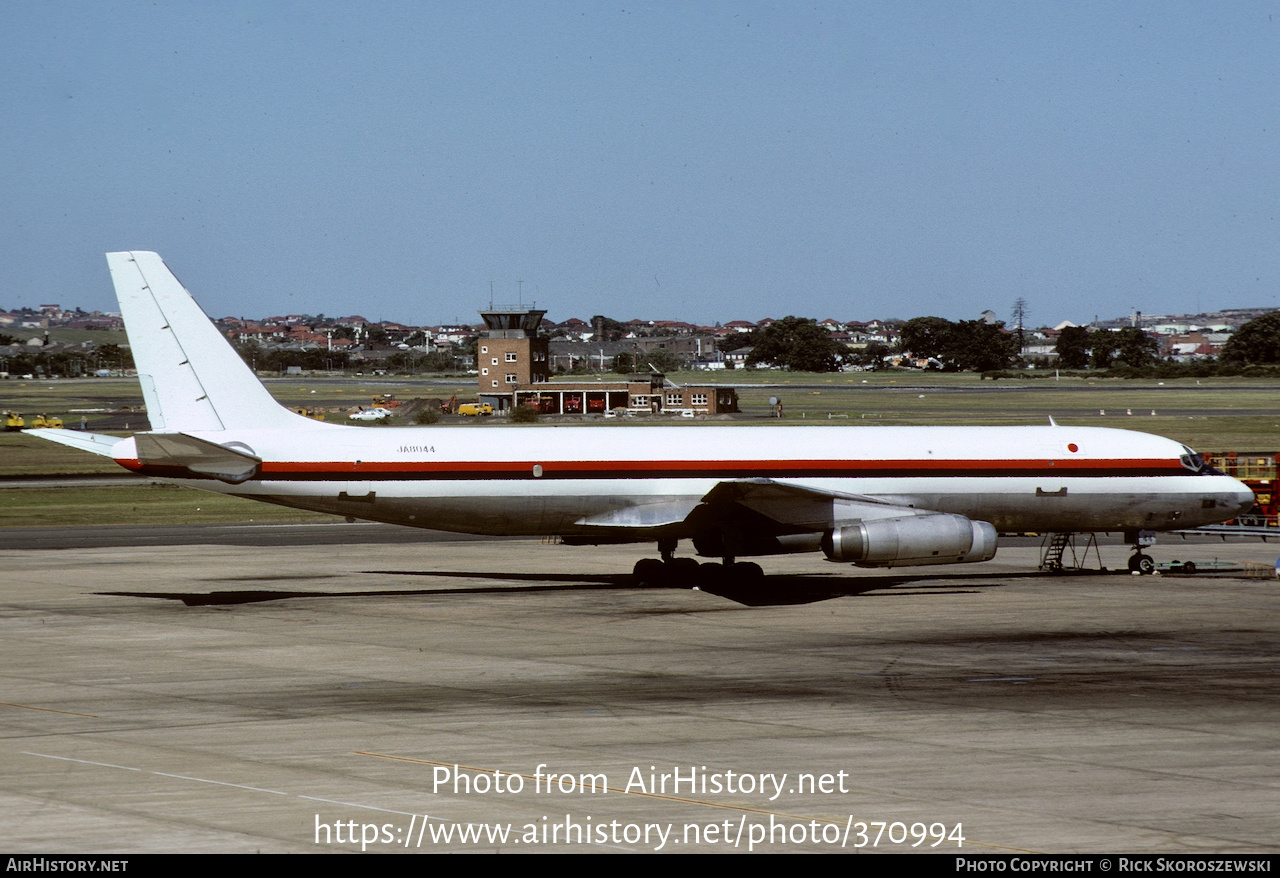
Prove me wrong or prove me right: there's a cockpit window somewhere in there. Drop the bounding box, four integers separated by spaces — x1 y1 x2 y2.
1179 445 1213 474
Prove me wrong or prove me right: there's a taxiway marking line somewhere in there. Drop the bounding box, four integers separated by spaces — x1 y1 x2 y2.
2 701 99 718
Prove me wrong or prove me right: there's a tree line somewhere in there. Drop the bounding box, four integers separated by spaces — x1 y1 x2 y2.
727 311 1280 376
12 312 1280 378
723 315 1023 373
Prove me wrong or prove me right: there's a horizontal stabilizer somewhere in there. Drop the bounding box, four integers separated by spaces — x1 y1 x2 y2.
24 429 124 458
133 432 261 484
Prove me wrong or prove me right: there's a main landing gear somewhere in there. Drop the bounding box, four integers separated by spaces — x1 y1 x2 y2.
631 537 764 589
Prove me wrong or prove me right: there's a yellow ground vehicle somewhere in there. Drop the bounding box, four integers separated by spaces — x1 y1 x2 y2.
30 414 64 429
4 412 24 431
457 403 494 416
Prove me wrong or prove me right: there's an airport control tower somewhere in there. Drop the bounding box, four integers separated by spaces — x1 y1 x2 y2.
477 307 550 405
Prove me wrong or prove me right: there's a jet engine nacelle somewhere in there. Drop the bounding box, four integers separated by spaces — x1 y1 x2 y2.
821 513 997 567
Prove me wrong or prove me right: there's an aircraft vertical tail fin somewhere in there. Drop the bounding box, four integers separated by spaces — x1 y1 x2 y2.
108 251 322 432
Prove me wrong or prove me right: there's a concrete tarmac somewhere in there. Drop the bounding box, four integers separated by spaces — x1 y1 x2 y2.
1 530 1277 853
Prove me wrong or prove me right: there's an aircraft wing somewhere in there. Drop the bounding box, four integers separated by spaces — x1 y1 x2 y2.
574 498 706 529
697 478 935 530
574 478 932 534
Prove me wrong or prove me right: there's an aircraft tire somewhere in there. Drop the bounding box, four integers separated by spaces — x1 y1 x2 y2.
731 561 764 582
666 557 701 587
632 558 667 587
698 562 725 586
1128 554 1156 575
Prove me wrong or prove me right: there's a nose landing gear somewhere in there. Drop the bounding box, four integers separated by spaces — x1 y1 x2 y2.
1127 553 1156 575
1125 529 1158 575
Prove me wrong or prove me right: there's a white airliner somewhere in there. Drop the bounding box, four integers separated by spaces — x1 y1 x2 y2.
29 252 1253 586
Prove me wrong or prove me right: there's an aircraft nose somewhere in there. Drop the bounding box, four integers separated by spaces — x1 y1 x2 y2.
1233 482 1257 514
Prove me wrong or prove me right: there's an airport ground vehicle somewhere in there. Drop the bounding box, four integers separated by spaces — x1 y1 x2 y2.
457 403 494 416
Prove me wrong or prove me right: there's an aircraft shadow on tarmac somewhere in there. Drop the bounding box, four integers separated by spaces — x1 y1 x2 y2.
100 568 1024 607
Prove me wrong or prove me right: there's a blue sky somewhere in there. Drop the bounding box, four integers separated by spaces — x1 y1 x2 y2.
2 2 1276 327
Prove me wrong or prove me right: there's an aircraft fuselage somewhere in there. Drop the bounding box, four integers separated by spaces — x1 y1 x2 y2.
110 422 1252 545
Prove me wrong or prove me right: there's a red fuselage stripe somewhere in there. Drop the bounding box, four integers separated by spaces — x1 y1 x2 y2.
120 457 1189 481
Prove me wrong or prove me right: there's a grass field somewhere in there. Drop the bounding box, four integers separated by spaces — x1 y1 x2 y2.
3 370 1277 527
39 327 130 347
